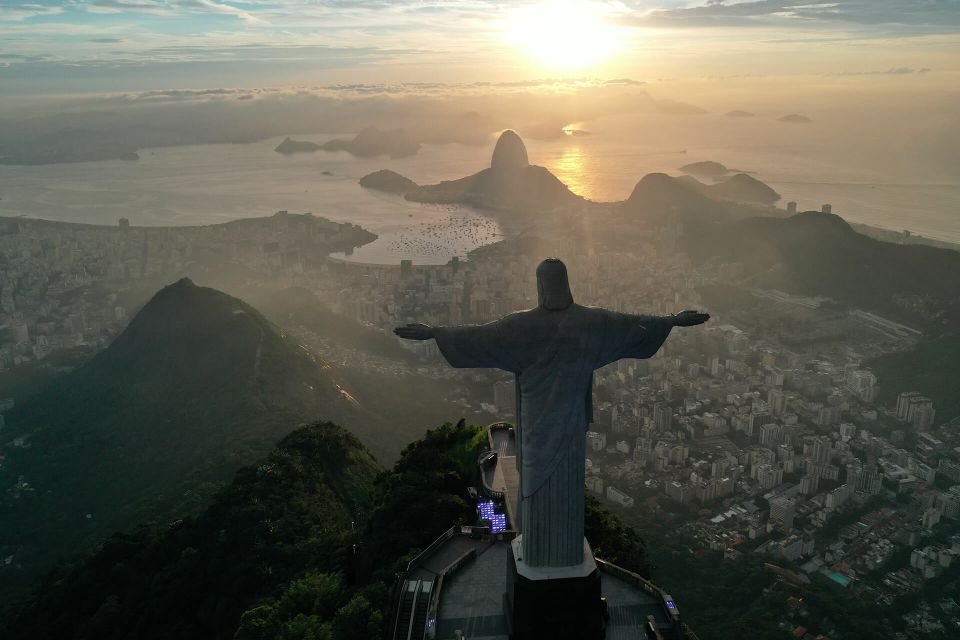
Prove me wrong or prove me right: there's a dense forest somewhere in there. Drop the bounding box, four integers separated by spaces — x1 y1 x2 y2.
1 419 652 639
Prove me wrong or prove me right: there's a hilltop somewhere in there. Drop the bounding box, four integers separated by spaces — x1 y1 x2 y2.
682 212 960 329
0 279 360 604
402 129 584 214
679 160 730 180
702 173 780 205
617 172 726 223
0 421 487 639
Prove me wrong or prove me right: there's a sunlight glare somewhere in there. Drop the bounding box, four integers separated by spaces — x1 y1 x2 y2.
549 146 593 200
504 1 624 71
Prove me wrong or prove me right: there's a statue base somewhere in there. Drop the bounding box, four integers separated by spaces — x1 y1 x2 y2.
504 536 606 639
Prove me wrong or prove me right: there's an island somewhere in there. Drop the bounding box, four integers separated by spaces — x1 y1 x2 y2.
359 169 420 195
778 113 812 124
320 126 420 159
679 160 730 180
703 173 781 205
403 130 583 214
274 137 322 154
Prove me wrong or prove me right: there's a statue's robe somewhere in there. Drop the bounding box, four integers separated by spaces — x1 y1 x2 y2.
433 305 672 567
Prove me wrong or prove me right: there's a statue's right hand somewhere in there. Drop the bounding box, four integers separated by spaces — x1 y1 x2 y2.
672 310 710 327
393 323 435 340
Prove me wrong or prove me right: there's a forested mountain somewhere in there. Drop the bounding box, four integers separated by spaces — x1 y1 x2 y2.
682 211 960 420
683 211 960 331
2 418 653 639
0 279 360 604
0 421 473 638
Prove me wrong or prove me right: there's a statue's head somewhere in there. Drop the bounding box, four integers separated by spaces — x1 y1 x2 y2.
536 258 574 311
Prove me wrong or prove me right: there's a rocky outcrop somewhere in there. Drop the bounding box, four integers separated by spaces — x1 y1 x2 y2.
359 170 419 195
490 129 529 171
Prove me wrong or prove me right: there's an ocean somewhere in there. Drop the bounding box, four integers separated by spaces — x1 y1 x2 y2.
0 130 956 264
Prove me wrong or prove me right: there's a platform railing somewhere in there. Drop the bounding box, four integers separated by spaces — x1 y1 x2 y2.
405 526 457 573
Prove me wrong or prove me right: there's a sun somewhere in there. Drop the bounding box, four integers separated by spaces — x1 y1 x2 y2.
504 1 624 71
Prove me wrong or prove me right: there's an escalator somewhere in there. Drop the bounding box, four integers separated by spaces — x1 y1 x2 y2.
393 580 418 639
392 579 434 640
409 581 433 638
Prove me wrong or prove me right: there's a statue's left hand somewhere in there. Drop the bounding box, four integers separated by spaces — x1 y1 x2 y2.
672 310 710 327
393 323 435 340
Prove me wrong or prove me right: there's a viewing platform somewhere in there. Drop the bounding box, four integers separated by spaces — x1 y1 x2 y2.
389 422 687 640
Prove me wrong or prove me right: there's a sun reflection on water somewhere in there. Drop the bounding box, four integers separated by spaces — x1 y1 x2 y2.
548 146 592 200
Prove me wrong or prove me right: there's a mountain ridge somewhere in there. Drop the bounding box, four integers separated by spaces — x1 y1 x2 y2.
0 279 357 604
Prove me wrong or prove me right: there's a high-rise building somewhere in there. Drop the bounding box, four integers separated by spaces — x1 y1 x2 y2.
749 411 772 437
759 423 782 448
665 480 689 504
769 496 796 529
845 369 877 403
821 204 832 214
767 388 787 416
896 392 936 430
817 404 841 426
825 484 851 510
691 479 716 504
611 404 640 437
755 463 783 490
800 474 820 495
812 436 833 464
586 431 607 452
839 423 857 441
897 391 921 421
922 508 941 530
938 459 960 483
911 400 937 431
897 391 936 430
653 402 672 432
855 465 882 495
786 201 797 214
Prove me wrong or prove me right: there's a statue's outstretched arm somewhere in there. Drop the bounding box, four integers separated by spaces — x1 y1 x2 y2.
393 323 435 340
671 310 710 327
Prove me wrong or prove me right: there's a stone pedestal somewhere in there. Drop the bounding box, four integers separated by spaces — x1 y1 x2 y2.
504 536 606 640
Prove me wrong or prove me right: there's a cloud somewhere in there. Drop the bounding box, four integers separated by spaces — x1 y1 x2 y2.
831 66 932 76
85 0 261 23
633 0 960 35
0 4 64 21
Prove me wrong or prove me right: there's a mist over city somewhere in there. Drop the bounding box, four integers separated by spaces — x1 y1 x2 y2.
1 2 959 639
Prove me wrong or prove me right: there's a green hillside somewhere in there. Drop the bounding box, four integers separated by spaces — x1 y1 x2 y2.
0 421 486 639
682 212 960 420
2 418 659 639
1 423 381 639
249 286 415 362
0 279 360 604
682 212 960 331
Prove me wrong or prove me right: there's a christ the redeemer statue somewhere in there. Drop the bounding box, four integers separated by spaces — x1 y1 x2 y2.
395 258 709 568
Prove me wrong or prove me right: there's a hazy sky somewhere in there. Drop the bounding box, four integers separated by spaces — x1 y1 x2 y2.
2 1 959 94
